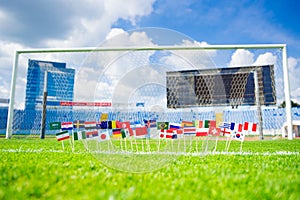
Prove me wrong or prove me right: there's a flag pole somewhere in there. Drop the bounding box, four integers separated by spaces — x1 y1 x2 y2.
120 138 123 152
130 137 134 152
183 134 186 153
214 136 219 152
141 138 145 152
157 130 161 152
226 139 232 152
146 138 150 152
134 137 139 153
124 138 127 152
61 140 65 151
71 129 75 152
195 137 199 153
240 141 243 152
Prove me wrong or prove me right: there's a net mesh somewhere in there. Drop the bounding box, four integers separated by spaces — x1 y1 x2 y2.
3 46 293 137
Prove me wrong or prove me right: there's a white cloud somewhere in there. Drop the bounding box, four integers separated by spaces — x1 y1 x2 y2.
161 40 217 70
105 28 126 40
74 29 157 103
104 0 154 26
287 57 300 102
0 1 156 105
228 49 254 67
43 0 155 48
253 52 277 66
288 57 298 71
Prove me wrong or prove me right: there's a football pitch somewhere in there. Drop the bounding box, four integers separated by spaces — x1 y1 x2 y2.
1 138 299 200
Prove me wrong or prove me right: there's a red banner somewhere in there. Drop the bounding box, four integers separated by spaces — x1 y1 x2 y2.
60 101 112 107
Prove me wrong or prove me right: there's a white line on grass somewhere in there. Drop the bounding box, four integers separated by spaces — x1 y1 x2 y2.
1 149 299 156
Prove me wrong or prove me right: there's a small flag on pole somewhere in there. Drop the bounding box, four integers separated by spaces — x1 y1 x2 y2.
73 120 85 129
219 122 235 137
61 122 73 130
98 130 110 141
56 131 70 141
135 126 148 136
169 122 181 130
208 120 220 136
112 128 122 138
157 122 169 130
231 123 244 141
183 127 197 135
73 131 86 140
84 121 97 130
86 130 99 139
50 122 61 130
196 120 210 136
243 122 257 133
181 120 194 127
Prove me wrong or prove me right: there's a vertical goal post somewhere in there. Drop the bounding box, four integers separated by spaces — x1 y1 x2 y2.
5 44 293 140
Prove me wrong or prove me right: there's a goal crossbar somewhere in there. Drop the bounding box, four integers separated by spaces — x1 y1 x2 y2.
5 44 293 140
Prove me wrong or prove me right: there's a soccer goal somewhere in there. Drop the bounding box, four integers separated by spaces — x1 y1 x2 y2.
5 43 293 140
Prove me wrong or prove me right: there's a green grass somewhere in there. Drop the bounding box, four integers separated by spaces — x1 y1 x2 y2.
0 138 299 200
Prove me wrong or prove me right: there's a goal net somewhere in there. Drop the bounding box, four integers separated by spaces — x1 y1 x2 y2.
4 28 294 142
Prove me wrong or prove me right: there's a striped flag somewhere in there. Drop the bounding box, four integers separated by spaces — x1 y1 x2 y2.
243 122 257 133
121 128 131 138
112 128 122 138
84 121 97 130
169 122 181 130
86 130 99 139
196 120 210 136
183 127 197 135
61 122 73 130
193 120 203 128
108 121 116 129
181 120 194 127
74 131 86 140
56 131 70 141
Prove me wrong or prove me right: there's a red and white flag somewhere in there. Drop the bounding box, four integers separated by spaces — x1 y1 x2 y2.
135 126 148 137
98 130 110 142
61 122 73 130
243 122 257 134
56 131 70 141
208 120 220 136
196 120 209 137
84 121 97 130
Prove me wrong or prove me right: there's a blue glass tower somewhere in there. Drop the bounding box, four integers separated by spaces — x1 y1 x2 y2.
25 59 75 110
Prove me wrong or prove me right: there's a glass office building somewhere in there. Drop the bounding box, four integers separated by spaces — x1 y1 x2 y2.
25 59 75 110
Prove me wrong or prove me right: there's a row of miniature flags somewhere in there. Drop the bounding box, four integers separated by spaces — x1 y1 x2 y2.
158 121 257 142
50 120 149 131
52 120 257 142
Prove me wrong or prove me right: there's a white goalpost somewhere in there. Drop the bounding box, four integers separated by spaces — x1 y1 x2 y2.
5 44 293 140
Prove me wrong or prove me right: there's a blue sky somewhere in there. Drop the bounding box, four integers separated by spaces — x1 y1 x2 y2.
0 0 300 105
